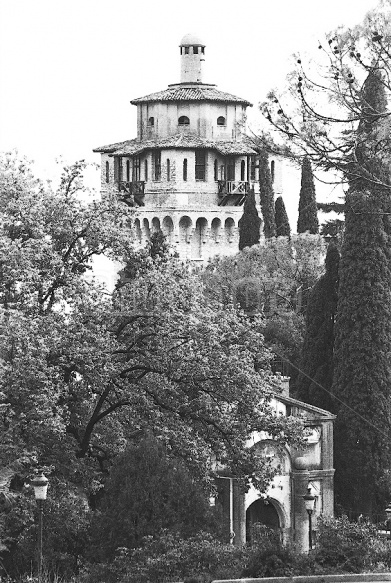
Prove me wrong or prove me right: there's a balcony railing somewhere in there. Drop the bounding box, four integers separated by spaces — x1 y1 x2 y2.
218 180 250 195
117 181 145 206
218 180 250 206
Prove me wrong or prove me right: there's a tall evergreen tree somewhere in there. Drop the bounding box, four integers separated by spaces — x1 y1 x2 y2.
332 68 391 516
297 158 319 234
238 189 262 250
296 242 339 412
258 151 276 238
274 196 291 237
333 192 391 515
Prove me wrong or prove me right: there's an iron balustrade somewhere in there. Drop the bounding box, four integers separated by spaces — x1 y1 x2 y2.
218 180 250 195
118 181 145 195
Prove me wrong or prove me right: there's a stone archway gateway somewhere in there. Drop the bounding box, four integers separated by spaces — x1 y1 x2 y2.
246 497 280 543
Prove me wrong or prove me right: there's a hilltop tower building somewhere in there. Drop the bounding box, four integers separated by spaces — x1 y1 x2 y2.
94 35 283 260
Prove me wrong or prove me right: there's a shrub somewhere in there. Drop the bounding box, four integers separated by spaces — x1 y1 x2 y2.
81 531 246 583
314 515 382 572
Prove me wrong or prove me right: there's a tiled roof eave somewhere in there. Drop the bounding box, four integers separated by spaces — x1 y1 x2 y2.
110 140 258 157
93 134 258 156
130 85 252 107
131 97 252 106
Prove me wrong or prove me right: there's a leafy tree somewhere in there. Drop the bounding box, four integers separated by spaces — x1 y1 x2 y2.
202 235 326 387
262 9 391 516
0 152 305 574
258 152 276 238
297 158 319 234
274 196 291 237
90 436 218 561
295 242 339 411
262 5 391 191
238 190 262 250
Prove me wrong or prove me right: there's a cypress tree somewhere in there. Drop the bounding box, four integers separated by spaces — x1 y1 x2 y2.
332 68 391 516
353 67 389 195
258 151 276 238
333 191 391 515
275 196 291 237
297 157 319 234
238 189 262 250
296 242 339 412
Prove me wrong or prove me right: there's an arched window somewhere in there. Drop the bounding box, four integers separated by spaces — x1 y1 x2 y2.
183 158 188 181
105 161 109 183
241 160 245 181
178 115 190 126
271 160 275 183
148 116 155 126
166 159 170 181
217 116 226 126
214 159 218 181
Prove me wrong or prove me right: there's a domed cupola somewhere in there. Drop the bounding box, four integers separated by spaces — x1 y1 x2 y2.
179 33 206 83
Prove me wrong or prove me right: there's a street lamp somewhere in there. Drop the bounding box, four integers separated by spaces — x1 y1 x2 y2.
385 505 391 540
303 486 316 550
31 471 49 582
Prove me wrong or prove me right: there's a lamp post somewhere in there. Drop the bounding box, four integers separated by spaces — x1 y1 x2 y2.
303 486 316 550
385 505 391 540
31 471 49 582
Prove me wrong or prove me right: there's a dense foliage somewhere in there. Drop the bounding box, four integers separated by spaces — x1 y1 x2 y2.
263 4 391 516
332 191 391 515
297 158 319 234
89 436 219 561
0 152 304 577
296 243 339 411
82 517 391 583
203 235 325 385
238 189 262 250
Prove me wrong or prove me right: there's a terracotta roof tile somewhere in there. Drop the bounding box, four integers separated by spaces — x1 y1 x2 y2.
92 140 132 153
102 133 257 156
130 84 252 106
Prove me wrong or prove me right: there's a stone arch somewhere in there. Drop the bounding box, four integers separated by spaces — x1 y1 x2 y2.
143 218 151 241
246 495 289 545
162 216 174 242
253 440 292 475
152 217 161 233
225 217 235 243
179 215 192 243
246 497 280 541
211 218 221 243
133 218 142 243
192 217 208 259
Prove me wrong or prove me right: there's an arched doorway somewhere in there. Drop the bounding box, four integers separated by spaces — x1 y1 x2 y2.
246 498 280 542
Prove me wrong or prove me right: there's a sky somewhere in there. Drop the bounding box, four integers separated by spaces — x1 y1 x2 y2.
0 0 379 219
